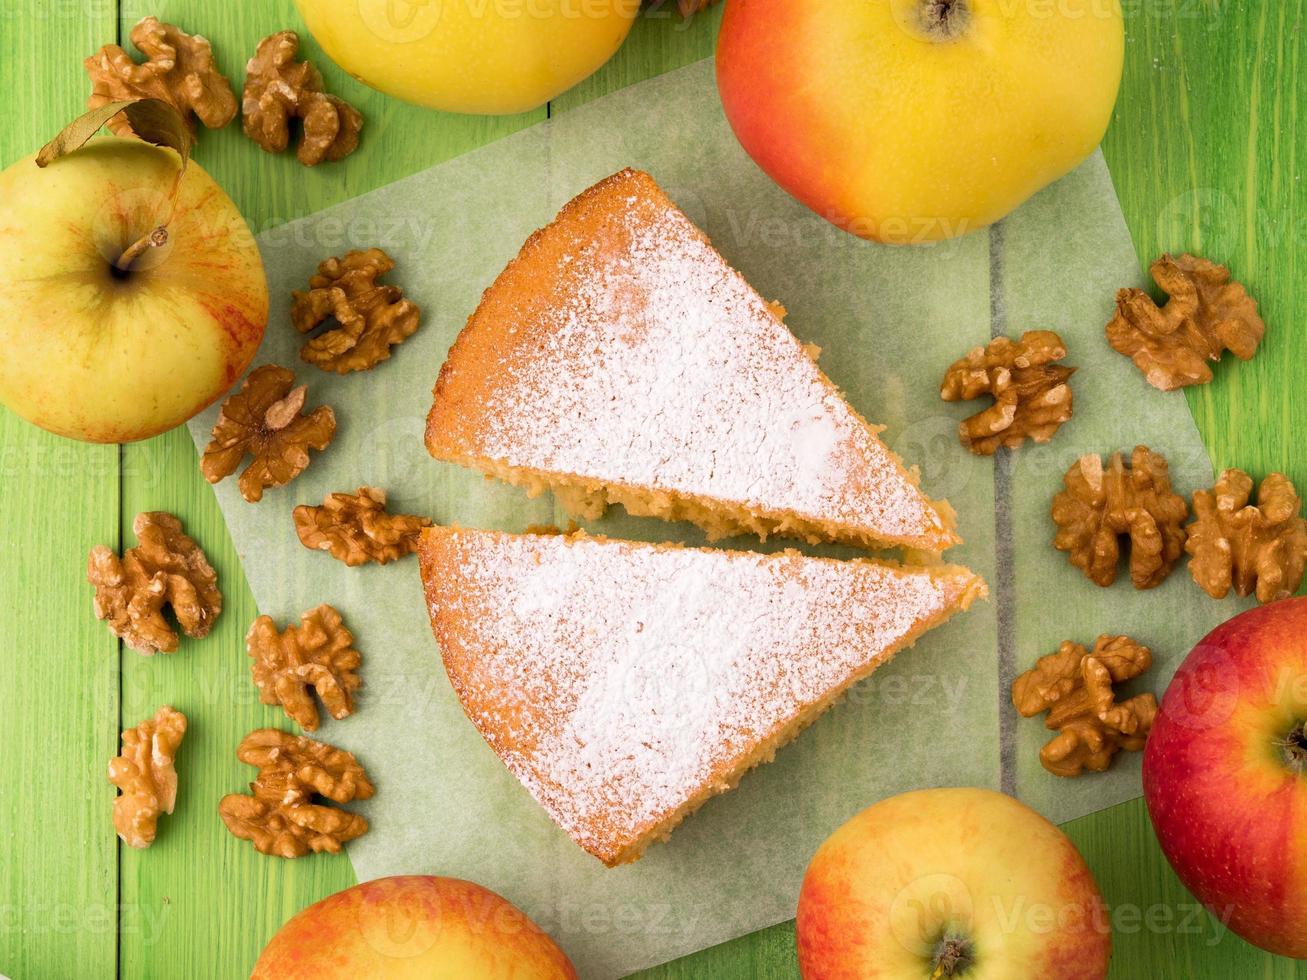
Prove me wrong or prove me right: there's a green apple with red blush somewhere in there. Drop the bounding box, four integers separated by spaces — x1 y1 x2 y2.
0 132 266 442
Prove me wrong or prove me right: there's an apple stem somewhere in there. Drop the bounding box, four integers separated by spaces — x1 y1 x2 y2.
930 935 973 977
1283 722 1307 772
114 225 169 273
921 0 969 40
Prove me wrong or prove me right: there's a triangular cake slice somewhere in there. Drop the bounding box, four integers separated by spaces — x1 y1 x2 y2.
426 169 958 553
419 525 985 866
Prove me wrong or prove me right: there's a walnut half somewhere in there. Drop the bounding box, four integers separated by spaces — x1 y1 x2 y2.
1187 469 1307 604
242 31 362 166
1012 636 1157 777
940 330 1075 455
1106 254 1265 391
293 487 432 566
246 604 362 731
86 17 237 136
88 512 222 655
1052 446 1190 589
291 249 421 374
109 706 187 848
219 729 373 858
201 365 336 503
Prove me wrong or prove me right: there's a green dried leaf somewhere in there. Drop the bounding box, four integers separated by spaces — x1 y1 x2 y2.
36 98 192 175
36 98 196 272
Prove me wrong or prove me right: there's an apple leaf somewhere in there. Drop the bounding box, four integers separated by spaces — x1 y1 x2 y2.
36 98 193 175
36 99 195 272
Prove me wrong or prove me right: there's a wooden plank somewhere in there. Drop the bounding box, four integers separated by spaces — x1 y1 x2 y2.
112 2 545 977
0 5 121 980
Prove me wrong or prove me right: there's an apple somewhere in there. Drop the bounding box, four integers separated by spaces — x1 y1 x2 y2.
251 875 577 978
294 0 640 115
716 0 1124 244
0 136 267 443
796 788 1110 979
1143 597 1307 959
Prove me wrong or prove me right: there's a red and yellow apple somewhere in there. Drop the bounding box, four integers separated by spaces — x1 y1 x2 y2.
797 787 1111 979
251 875 577 978
716 0 1124 244
0 137 266 443
1143 596 1307 960
294 0 641 115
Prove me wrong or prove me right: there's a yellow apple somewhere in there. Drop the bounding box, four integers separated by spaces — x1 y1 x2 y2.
251 875 577 978
0 137 267 442
797 788 1111 979
294 0 640 115
717 0 1125 244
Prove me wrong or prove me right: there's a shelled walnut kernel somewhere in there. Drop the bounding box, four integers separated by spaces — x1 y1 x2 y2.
246 605 362 731
293 487 431 566
1012 636 1157 777
109 706 187 848
87 512 222 655
201 365 336 503
1187 469 1307 603
218 729 373 858
940 330 1075 454
290 249 421 374
85 17 237 135
1052 446 1189 589
1106 254 1264 391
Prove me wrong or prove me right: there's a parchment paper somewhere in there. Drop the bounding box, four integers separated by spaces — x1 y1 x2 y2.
189 59 1241 978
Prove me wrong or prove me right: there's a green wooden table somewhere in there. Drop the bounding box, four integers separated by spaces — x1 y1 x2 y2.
1 2 1302 977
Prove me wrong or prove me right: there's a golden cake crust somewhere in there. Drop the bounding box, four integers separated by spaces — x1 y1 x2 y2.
419 524 984 866
427 169 958 553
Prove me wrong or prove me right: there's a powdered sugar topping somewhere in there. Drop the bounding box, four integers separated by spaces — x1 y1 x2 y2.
471 182 946 543
433 529 974 860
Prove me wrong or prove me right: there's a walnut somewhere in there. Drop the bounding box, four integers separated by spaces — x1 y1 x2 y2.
1186 469 1307 604
1052 446 1189 589
108 706 187 848
293 487 432 566
1012 635 1158 777
85 17 237 136
87 512 222 655
242 31 362 166
291 249 421 374
1106 254 1265 391
201 365 336 503
246 605 362 731
940 330 1075 455
218 728 373 858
